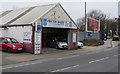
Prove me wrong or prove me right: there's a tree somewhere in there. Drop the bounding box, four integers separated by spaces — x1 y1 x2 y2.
76 10 117 39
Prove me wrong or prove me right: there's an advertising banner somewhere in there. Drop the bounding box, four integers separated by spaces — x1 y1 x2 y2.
87 18 100 32
42 19 72 28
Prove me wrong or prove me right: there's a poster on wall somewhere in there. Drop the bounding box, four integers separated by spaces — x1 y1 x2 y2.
73 33 76 42
23 32 32 43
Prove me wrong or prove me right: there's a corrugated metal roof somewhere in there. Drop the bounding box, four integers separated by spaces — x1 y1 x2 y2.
0 3 78 29
10 4 56 25
0 10 13 18
0 7 30 25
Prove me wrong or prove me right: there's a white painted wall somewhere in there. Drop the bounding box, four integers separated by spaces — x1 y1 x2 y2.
42 4 77 29
0 28 2 37
2 26 32 43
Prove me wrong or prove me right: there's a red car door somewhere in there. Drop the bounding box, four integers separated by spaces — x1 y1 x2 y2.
0 41 2 50
0 38 8 50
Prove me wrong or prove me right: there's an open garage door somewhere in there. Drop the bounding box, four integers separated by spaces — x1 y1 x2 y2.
42 27 68 49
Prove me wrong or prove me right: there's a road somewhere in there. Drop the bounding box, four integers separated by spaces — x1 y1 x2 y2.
2 46 119 73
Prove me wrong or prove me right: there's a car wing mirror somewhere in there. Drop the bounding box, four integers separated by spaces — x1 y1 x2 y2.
4 41 8 44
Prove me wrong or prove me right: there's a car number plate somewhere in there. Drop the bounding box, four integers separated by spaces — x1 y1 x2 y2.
18 48 22 50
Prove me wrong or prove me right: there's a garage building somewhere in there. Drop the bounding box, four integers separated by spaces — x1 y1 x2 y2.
0 3 78 54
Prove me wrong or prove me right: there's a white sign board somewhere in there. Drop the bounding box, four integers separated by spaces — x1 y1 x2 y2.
34 32 41 54
23 32 32 43
73 33 76 42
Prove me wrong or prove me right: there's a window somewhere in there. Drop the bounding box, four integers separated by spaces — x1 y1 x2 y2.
7 38 19 43
0 38 7 42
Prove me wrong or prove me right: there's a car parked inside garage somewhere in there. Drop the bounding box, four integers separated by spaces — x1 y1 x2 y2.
46 37 68 49
0 37 23 53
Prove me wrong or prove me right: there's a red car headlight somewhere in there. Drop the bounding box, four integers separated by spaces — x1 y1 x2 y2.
13 45 16 48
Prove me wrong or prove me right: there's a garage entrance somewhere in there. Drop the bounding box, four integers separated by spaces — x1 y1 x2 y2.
42 27 68 49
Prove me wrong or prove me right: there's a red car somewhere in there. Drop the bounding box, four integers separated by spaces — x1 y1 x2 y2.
0 37 23 52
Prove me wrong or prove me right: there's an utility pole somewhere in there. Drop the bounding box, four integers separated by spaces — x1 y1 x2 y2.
84 2 87 40
117 19 118 35
115 17 119 35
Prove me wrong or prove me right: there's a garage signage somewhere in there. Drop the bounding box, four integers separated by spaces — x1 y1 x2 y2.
23 32 32 43
73 33 76 42
42 19 72 28
35 22 42 31
34 21 42 54
88 31 92 37
34 32 41 54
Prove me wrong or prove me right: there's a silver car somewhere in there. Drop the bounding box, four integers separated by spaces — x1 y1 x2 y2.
56 42 68 49
46 37 68 49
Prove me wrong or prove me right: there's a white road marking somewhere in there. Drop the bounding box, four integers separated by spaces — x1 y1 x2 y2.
86 50 104 55
2 64 30 70
2 61 43 70
51 69 61 72
57 58 63 60
51 65 79 72
89 57 109 64
43 73 48 74
60 67 72 71
73 65 79 68
57 55 80 60
88 61 95 63
71 55 80 57
114 55 118 56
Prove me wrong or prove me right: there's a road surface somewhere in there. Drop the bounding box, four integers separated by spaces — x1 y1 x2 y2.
2 46 119 73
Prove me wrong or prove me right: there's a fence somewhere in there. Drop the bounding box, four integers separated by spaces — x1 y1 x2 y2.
78 31 100 41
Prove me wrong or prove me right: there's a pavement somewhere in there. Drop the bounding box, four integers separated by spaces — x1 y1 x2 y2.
1 39 119 66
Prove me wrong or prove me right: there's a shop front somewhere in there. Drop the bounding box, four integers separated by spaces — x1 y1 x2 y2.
0 3 78 54
33 18 78 54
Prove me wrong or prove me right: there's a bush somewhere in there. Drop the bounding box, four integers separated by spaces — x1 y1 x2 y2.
81 39 104 46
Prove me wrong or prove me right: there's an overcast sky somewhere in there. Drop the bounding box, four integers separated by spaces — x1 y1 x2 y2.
0 1 119 22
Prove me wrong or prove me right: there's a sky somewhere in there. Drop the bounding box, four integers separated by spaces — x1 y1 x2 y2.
0 0 119 22
118 1 120 16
